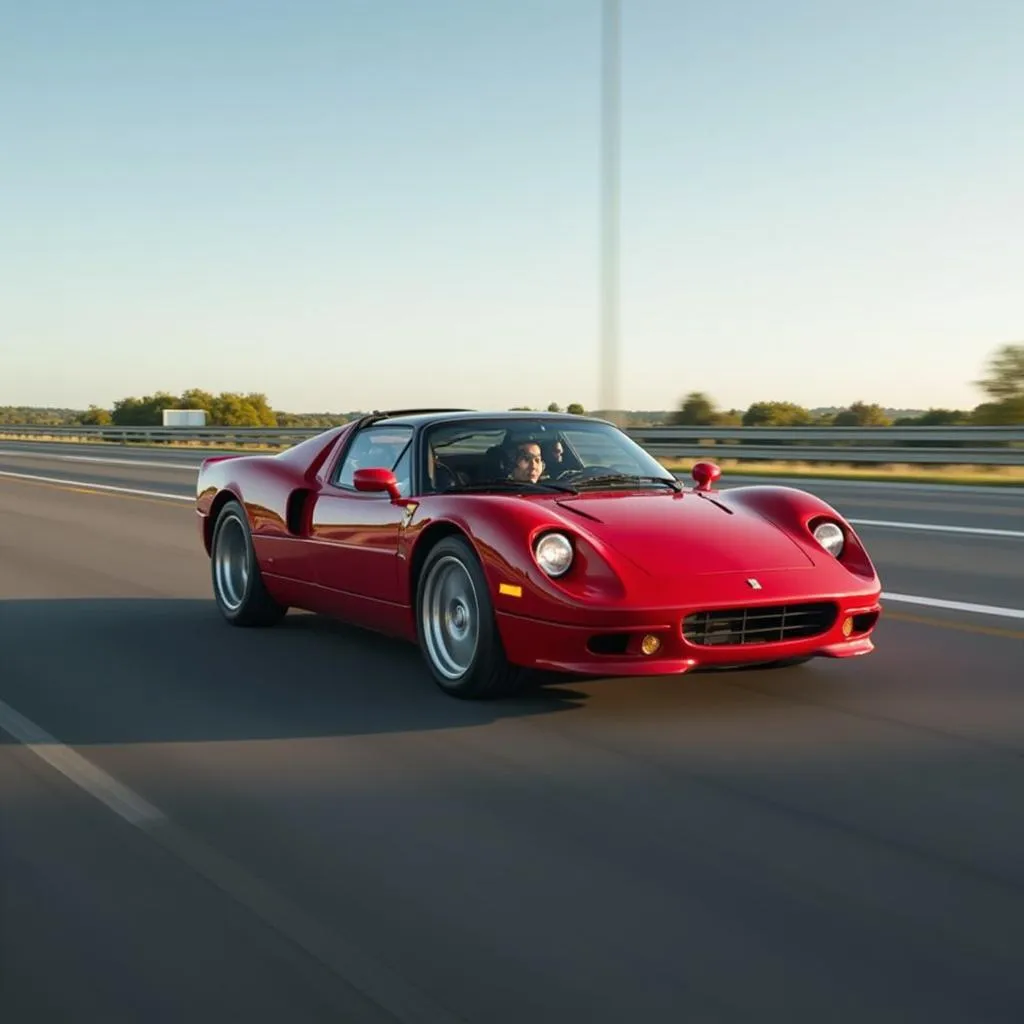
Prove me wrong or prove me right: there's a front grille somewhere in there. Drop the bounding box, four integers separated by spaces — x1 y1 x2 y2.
682 602 837 646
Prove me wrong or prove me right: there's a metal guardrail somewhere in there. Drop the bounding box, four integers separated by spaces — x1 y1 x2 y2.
0 424 1022 465
0 425 321 445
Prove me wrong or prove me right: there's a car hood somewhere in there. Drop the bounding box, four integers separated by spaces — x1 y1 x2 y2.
553 492 815 577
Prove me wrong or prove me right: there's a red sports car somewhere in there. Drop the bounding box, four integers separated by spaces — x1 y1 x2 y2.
195 409 882 698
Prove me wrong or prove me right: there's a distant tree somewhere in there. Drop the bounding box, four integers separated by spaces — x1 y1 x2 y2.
972 397 1024 425
976 343 1024 402
177 388 217 413
832 401 891 427
566 403 585 415
670 391 717 426
107 389 278 427
547 402 561 412
892 408 969 426
0 406 84 426
208 391 277 427
77 405 112 425
742 401 813 426
970 343 1024 424
712 409 744 426
110 391 180 426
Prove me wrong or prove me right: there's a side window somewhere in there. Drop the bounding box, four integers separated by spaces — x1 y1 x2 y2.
333 426 414 490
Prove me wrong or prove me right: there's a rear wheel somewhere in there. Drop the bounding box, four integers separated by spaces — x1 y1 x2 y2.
415 536 525 699
210 499 288 627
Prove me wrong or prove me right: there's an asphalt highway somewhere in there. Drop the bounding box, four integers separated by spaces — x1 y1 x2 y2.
1 443 1023 1023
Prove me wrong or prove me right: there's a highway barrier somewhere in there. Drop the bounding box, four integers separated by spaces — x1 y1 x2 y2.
1 423 1022 465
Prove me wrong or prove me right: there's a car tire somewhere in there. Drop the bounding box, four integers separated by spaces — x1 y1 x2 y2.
210 499 288 627
415 535 525 699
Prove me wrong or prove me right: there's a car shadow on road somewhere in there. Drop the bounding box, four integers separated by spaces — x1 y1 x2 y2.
0 597 609 746
0 597 867 748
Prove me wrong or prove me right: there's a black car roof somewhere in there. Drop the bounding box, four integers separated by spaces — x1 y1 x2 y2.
361 408 612 428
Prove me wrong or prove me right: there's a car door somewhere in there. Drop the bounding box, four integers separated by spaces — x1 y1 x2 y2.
308 424 415 606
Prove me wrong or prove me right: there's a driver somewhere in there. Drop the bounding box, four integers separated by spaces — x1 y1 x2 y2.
544 440 565 469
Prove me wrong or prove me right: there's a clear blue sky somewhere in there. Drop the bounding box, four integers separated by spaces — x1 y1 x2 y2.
2 0 1021 413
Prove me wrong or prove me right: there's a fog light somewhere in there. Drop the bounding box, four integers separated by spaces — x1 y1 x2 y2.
842 616 854 637
641 634 661 655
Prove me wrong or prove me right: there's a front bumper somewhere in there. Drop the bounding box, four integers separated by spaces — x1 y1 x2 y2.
496 595 881 676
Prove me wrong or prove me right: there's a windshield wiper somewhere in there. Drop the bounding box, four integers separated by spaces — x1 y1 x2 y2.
444 479 579 495
573 473 683 493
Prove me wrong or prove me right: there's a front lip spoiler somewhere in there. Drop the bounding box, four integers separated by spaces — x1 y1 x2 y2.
495 598 882 676
505 636 877 677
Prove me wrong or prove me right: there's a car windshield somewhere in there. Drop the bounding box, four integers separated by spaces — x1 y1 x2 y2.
422 416 680 494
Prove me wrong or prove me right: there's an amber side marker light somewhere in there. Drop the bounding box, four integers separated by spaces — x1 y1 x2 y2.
842 617 854 637
641 634 661 655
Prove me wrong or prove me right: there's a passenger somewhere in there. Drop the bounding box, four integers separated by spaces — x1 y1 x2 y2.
509 441 545 484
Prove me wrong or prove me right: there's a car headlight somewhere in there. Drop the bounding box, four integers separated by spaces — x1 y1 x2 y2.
813 521 844 558
534 532 573 577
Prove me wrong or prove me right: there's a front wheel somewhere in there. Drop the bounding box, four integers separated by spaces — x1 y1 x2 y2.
415 536 524 699
761 656 814 670
210 499 288 627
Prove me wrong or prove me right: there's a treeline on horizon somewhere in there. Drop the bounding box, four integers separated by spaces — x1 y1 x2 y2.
4 343 1021 429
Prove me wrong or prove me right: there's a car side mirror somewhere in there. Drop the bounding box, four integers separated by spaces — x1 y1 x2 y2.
691 461 722 492
353 467 402 502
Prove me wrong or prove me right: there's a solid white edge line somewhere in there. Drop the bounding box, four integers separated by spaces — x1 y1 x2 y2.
0 697 463 1022
851 518 1024 539
0 469 192 501
882 592 1024 621
0 698 164 824
0 448 199 470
